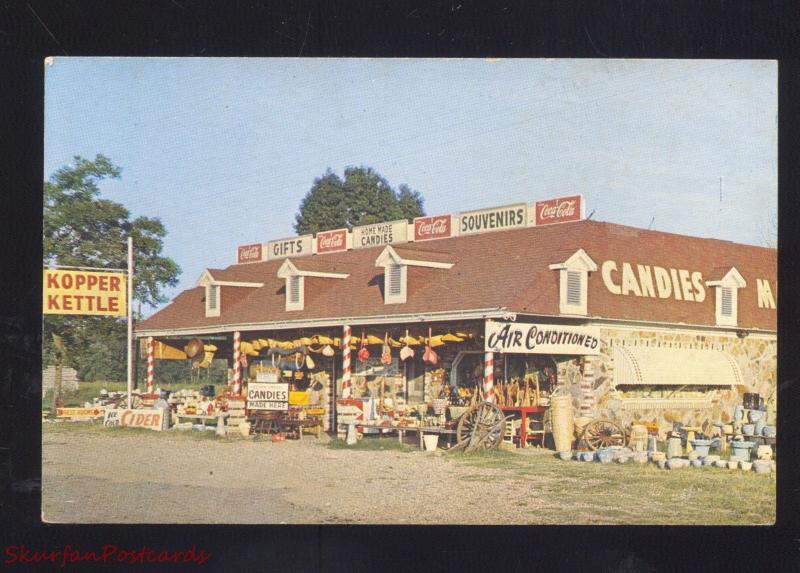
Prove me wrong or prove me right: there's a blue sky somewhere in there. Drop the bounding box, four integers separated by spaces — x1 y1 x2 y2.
44 58 777 315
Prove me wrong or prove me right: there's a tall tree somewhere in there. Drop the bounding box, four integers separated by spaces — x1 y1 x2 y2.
293 166 426 234
43 155 181 411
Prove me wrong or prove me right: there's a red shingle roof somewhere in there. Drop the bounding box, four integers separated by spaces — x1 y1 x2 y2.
138 220 777 333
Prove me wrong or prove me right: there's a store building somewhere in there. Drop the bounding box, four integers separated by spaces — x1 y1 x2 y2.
135 197 777 435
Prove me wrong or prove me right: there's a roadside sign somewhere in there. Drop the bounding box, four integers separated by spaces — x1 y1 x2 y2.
43 269 127 316
247 382 289 410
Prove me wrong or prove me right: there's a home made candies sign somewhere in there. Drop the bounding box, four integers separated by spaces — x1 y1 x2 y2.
43 269 127 316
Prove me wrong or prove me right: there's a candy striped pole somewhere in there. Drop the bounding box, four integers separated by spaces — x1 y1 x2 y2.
580 359 596 417
146 337 155 394
341 325 352 398
232 331 242 396
483 351 494 402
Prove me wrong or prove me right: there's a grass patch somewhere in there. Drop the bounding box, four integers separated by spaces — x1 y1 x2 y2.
43 380 199 409
43 420 226 441
451 450 775 525
326 437 414 452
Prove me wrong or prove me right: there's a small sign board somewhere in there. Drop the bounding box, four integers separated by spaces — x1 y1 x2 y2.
237 243 265 264
533 194 584 226
458 203 527 236
352 220 408 249
413 214 453 241
103 408 165 431
315 228 349 254
266 235 313 260
247 382 289 410
485 321 601 355
256 371 279 383
56 407 104 419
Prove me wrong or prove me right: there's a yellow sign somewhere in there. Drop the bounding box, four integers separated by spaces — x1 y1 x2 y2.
43 269 127 316
56 407 104 418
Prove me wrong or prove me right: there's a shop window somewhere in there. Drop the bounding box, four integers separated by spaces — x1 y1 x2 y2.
706 267 745 327
205 285 220 317
549 248 597 316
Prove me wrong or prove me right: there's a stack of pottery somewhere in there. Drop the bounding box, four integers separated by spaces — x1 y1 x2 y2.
629 425 648 452
666 434 683 459
730 440 755 461
596 449 614 464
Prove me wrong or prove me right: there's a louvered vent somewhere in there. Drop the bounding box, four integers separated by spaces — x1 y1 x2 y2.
289 276 301 304
721 287 733 316
208 285 218 310
566 270 582 306
388 265 403 296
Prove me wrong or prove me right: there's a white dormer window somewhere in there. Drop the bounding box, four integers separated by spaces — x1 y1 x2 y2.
706 267 746 327
549 248 598 316
375 245 453 305
277 259 349 312
196 268 263 318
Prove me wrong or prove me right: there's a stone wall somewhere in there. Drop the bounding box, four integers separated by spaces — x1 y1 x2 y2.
556 327 777 436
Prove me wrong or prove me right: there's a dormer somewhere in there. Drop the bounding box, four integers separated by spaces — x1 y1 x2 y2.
706 267 746 327
197 269 264 318
277 259 349 311
548 248 598 316
375 245 454 304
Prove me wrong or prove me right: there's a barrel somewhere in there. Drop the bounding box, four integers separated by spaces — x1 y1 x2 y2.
550 395 574 452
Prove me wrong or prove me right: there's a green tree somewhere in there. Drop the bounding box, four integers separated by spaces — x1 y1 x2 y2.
43 155 181 412
293 166 426 234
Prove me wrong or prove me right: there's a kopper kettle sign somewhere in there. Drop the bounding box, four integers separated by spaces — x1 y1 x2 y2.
485 322 601 355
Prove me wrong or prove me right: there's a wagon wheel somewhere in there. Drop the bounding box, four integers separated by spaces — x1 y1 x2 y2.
456 401 505 450
581 419 627 450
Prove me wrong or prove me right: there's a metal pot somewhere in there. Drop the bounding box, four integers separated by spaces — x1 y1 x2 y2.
743 392 760 410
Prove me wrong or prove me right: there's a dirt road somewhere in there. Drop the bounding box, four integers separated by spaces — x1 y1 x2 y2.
41 423 775 525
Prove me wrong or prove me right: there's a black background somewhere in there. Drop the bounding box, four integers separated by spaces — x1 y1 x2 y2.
2 1 799 571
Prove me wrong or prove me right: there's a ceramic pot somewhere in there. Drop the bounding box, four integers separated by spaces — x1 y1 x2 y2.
752 460 771 474
691 459 703 468
742 424 755 436
597 449 614 464
633 452 648 464
580 451 595 462
704 455 721 466
756 445 773 461
557 450 573 461
762 426 776 438
657 459 667 469
733 404 744 424
690 439 712 457
740 461 753 471
730 440 754 460
748 409 764 423
666 436 683 459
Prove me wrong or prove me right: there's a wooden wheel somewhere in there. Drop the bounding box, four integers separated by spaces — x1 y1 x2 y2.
581 419 627 450
456 401 505 450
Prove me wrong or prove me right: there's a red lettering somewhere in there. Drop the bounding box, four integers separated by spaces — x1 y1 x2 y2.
120 410 132 425
99 276 109 290
134 414 145 425
86 296 95 311
97 297 108 312
108 297 119 312
61 274 73 289
109 276 120 291
62 295 73 310
47 294 60 310
73 295 83 311
87 275 98 289
5 545 20 564
47 273 59 289
75 274 86 288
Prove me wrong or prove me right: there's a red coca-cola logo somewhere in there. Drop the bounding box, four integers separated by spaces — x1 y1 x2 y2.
237 244 262 264
534 195 582 226
414 215 451 241
316 229 348 253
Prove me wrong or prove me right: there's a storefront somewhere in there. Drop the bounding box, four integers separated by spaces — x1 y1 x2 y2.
135 196 777 445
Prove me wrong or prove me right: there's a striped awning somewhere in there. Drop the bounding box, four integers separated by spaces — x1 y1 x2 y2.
613 346 743 386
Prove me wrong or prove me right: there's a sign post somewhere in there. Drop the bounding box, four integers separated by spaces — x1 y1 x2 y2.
127 237 134 409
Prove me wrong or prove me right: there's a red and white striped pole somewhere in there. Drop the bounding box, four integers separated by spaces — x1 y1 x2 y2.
341 325 352 398
483 351 494 402
232 331 242 396
146 336 155 394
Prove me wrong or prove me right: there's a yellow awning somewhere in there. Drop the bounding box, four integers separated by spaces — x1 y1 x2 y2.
612 346 743 386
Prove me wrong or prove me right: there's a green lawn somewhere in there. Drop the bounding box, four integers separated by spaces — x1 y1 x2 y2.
454 449 776 525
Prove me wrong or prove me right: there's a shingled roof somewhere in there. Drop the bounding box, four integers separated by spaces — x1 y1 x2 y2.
138 220 777 334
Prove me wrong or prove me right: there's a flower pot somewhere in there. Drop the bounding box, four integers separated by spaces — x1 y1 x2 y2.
557 450 573 461
742 424 755 436
730 440 754 460
762 426 776 438
748 409 764 423
597 449 614 464
691 459 703 468
580 451 595 462
756 445 772 460
740 461 753 471
752 460 771 474
423 434 439 451
690 439 712 458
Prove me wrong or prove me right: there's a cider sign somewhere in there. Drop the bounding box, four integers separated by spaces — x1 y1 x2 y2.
43 269 127 317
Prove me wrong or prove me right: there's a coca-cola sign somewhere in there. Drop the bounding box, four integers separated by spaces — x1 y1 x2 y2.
413 215 452 241
237 243 264 264
534 195 583 226
316 229 348 254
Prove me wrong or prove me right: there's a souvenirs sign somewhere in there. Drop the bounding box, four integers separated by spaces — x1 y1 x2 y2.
266 235 313 260
247 382 289 410
43 269 127 316
237 243 265 264
352 220 408 249
413 214 453 241
459 203 527 236
316 228 349 254
534 194 583 226
485 322 601 355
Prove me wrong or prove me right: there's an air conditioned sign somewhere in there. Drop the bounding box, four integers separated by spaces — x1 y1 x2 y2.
459 203 527 236
316 228 349 254
534 194 583 226
237 243 265 264
352 220 408 249
247 382 289 410
266 235 313 260
485 322 601 355
43 269 127 316
413 214 453 241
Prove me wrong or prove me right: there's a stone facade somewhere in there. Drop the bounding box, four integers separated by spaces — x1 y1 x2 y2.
556 327 777 436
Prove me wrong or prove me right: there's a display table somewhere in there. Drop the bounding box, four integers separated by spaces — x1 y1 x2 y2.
176 413 227 428
500 406 547 448
350 422 457 450
250 411 322 440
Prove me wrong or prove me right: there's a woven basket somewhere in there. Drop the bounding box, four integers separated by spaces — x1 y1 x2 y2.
550 395 574 452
